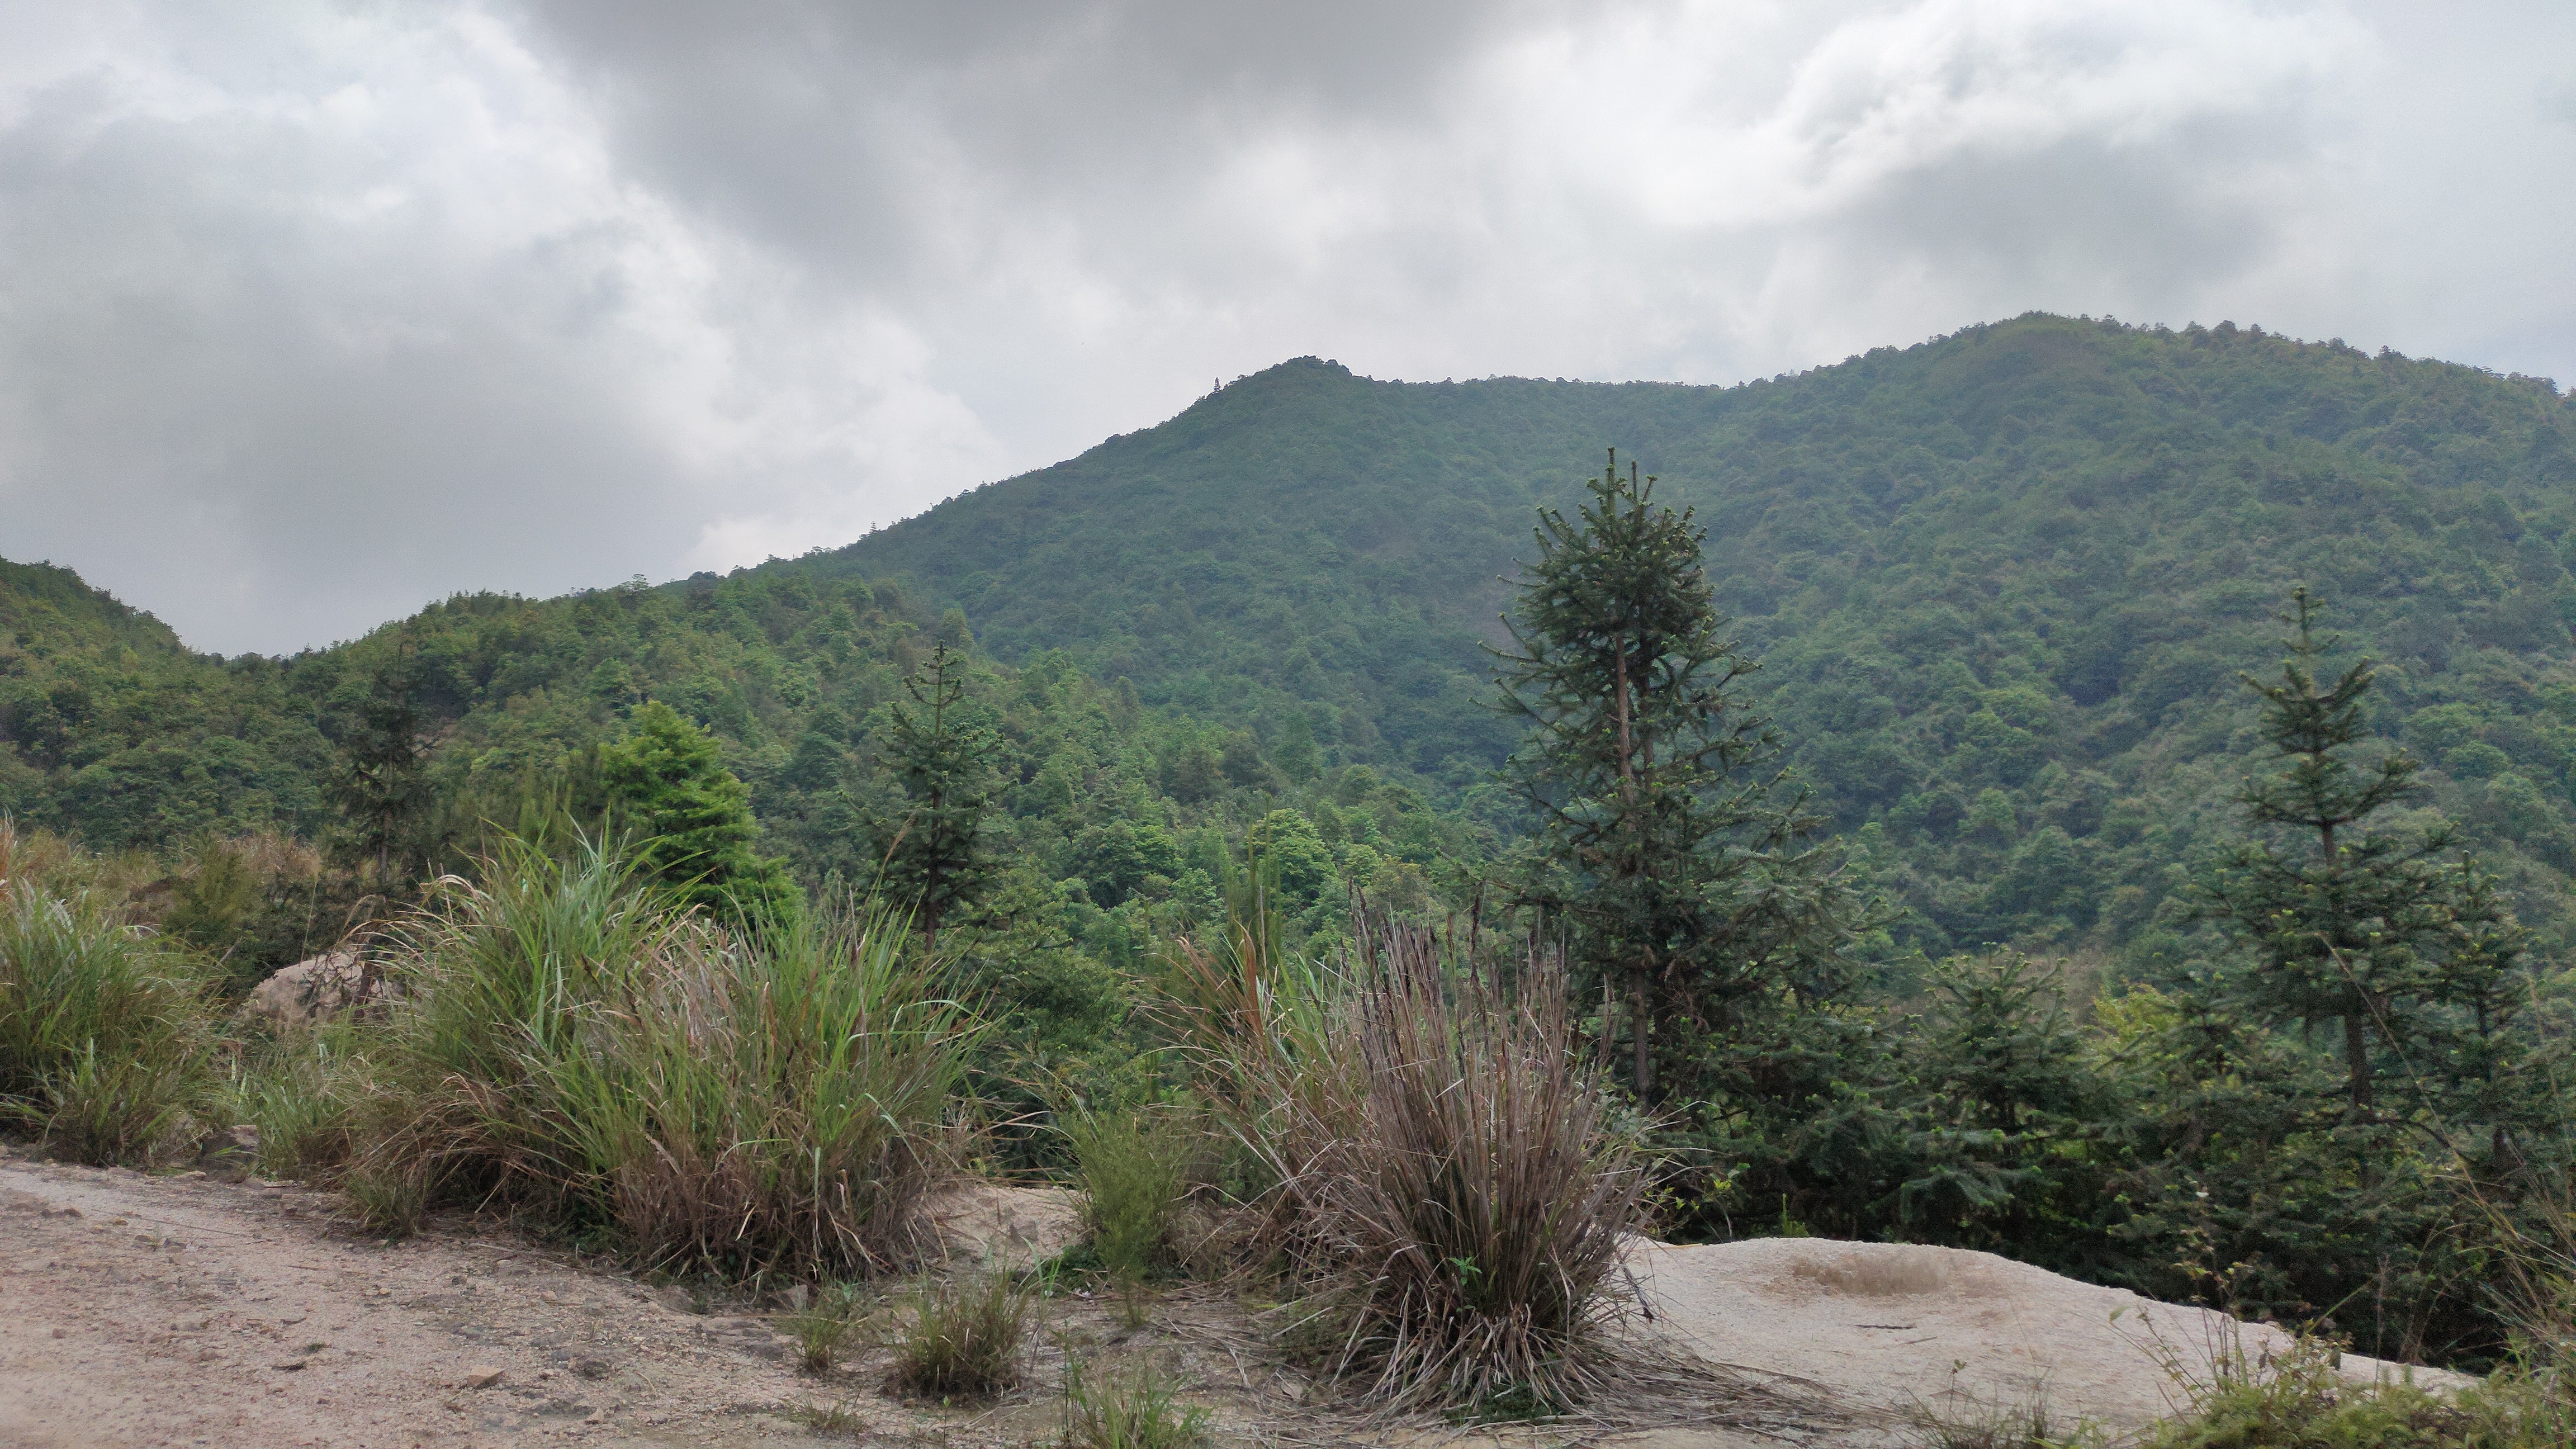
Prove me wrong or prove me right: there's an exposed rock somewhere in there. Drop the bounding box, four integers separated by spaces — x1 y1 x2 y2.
241 951 396 1026
1636 1237 2475 1438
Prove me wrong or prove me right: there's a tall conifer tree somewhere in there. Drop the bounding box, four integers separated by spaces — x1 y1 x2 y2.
601 701 798 929
872 643 998 945
1495 450 1853 1100
2200 589 2541 1125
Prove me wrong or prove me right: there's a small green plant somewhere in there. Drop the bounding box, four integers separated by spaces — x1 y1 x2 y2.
342 1162 429 1237
784 1283 868 1375
2135 1334 2569 1448
1911 1396 2100 1449
888 1272 1031 1399
792 1396 866 1435
1067 1109 1185 1286
1062 1359 1211 1449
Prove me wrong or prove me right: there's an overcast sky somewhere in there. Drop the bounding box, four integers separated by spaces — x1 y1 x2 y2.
3 1 2572 656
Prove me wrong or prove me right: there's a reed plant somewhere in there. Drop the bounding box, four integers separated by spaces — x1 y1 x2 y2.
1168 912 1647 1415
345 837 977 1276
0 880 216 1163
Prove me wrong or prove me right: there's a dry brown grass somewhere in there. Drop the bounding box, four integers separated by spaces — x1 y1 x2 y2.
1169 913 1648 1415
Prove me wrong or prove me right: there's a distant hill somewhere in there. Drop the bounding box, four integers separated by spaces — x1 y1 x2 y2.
10 313 2576 962
814 314 2576 955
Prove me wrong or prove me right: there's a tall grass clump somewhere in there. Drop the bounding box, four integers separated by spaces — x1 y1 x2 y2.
1067 1107 1187 1308
1171 912 1648 1415
887 1271 1031 1399
1062 1359 1213 1449
354 838 977 1275
0 880 216 1163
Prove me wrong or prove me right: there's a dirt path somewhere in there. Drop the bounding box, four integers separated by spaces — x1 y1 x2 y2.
10 1147 2455 1449
0 1151 1853 1449
0 1154 887 1448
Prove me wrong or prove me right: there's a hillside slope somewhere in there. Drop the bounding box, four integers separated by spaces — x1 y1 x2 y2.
821 314 2576 955
10 313 2576 962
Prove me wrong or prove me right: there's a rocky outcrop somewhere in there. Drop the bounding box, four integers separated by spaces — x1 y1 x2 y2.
240 951 392 1026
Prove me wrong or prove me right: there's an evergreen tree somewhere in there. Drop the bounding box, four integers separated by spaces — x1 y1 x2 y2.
329 666 432 882
871 643 998 944
600 701 798 929
1494 449 1855 1101
2196 588 2512 1119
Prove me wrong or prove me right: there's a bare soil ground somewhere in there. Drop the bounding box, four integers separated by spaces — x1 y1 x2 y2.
0 1151 1822 1449
0 1147 2469 1449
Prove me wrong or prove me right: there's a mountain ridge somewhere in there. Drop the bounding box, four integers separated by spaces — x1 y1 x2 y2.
10 312 2576 963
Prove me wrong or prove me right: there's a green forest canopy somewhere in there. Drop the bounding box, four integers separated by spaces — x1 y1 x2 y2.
6 312 2576 976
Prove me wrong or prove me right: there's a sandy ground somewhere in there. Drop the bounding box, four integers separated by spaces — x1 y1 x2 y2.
0 1146 2473 1449
1633 1237 2473 1438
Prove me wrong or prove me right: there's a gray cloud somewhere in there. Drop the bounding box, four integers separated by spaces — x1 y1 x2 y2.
1 0 2570 654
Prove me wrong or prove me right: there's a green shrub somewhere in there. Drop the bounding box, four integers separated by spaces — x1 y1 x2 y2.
345 839 976 1276
0 882 215 1163
1062 1360 1211 1449
1067 1109 1186 1289
888 1271 1030 1399
2140 1335 2576 1449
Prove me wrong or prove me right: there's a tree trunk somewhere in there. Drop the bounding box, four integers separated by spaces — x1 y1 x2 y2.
1632 963 1652 1100
2344 1011 2373 1116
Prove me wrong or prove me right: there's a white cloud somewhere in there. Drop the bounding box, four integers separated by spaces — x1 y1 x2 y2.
1 0 2569 652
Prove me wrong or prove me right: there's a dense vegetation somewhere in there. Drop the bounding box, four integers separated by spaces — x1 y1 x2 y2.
5 312 2575 1399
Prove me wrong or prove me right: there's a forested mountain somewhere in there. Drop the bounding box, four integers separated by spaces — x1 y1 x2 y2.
8 312 2576 974
817 313 2576 960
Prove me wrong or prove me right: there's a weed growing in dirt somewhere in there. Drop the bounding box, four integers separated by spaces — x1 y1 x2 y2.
1061 1359 1211 1449
888 1272 1031 1399
784 1283 870 1374
1909 1395 2101 1449
341 1161 429 1237
0 880 215 1164
792 1396 866 1435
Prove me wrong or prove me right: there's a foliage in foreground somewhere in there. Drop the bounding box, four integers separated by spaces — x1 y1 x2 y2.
1061 1359 1213 1449
887 1271 1031 1400
330 840 974 1275
1176 910 1647 1414
2138 1337 2574 1449
1067 1107 1187 1289
0 869 213 1163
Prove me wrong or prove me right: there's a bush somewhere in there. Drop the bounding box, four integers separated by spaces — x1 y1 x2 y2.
344 839 976 1276
1172 914 1648 1414
2138 1334 2574 1448
887 1271 1030 1399
1062 1360 1212 1449
1067 1109 1186 1286
0 882 215 1163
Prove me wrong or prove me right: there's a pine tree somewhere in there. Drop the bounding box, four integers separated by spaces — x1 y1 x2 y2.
1494 449 1854 1101
330 666 432 882
600 701 798 929
871 643 998 944
2198 589 2465 1117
